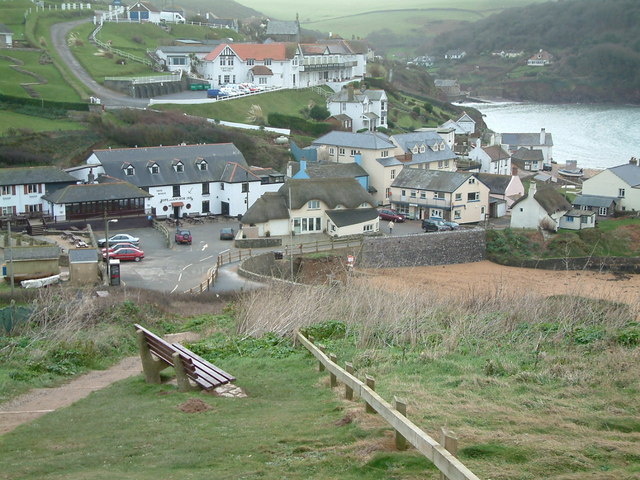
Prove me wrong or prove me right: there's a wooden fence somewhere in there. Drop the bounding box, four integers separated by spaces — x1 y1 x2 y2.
184 237 364 294
90 22 153 67
297 333 481 480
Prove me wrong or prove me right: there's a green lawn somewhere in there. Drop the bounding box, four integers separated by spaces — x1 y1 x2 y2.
0 109 84 134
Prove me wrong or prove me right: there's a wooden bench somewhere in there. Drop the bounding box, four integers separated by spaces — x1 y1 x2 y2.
135 324 235 392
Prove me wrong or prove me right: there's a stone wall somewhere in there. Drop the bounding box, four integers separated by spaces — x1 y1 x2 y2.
358 228 486 268
235 237 282 249
238 252 299 285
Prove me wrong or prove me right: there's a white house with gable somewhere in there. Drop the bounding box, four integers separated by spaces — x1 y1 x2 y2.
327 87 388 132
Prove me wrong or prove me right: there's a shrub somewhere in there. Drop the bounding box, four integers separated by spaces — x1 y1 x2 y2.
309 104 330 121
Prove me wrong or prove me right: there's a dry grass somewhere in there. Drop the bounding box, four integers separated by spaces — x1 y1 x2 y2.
235 281 640 479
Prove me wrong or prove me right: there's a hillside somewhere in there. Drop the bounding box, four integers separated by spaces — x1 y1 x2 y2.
428 0 640 103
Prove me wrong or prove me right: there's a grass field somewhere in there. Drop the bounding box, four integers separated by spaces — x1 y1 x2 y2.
0 110 84 134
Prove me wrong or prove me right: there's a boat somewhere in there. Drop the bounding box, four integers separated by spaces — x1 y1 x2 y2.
558 168 584 178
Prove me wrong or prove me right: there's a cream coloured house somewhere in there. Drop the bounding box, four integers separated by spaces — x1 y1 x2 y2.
240 178 379 238
580 160 640 213
389 169 490 223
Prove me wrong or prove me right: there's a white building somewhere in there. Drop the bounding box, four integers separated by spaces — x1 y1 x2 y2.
326 87 388 132
71 144 284 219
468 142 512 175
510 183 571 231
497 128 554 163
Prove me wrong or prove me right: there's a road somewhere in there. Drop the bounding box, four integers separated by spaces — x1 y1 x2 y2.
49 18 149 108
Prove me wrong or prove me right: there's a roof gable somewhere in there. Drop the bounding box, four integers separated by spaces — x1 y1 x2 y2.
282 178 374 209
608 163 640 187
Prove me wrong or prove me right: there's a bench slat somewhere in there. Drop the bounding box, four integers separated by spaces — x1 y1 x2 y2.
173 343 235 387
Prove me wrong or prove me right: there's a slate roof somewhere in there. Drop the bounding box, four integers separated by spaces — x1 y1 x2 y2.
266 20 299 36
303 161 368 179
392 169 476 192
572 195 617 208
502 132 553 147
328 89 385 104
42 181 151 204
11 246 60 261
474 173 511 195
69 248 100 263
89 144 249 187
220 162 261 183
282 178 375 209
511 147 544 161
512 185 571 214
130 1 159 12
241 192 289 224
0 166 77 186
377 132 458 167
250 65 273 75
326 208 378 227
608 163 640 187
312 131 394 150
157 45 221 54
481 145 510 161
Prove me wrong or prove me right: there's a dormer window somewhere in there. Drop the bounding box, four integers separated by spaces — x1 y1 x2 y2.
419 145 426 153
172 160 184 173
148 163 159 174
439 142 445 151
197 159 208 171
412 146 419 154
123 164 135 176
431 143 438 151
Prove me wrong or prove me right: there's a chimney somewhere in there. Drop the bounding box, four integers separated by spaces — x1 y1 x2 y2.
87 168 95 184
540 128 546 145
511 165 518 177
630 157 638 166
300 159 307 173
529 182 537 196
354 153 362 165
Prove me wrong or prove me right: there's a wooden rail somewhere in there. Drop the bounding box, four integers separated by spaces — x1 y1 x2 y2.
297 332 481 480
184 237 363 294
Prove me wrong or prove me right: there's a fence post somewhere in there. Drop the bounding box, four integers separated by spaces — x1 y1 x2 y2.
345 362 354 400
239 250 242 261
365 375 376 414
394 396 408 450
439 428 459 480
329 353 337 387
318 344 326 371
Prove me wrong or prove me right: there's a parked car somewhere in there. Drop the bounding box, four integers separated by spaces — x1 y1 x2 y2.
175 229 192 245
101 242 138 253
102 247 144 262
206 88 229 99
97 234 140 248
219 227 235 240
378 208 406 222
421 219 450 232
542 163 553 172
430 217 459 230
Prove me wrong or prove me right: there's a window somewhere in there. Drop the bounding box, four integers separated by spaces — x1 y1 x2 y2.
410 190 417 198
265 58 272 65
202 200 210 213
242 182 249 193
329 148 335 155
468 178 476 184
598 206 608 216
412 146 419 154
445 160 449 168
619 188 625 198
396 205 409 215
198 161 208 171
218 75 221 85
338 148 345 156
308 200 320 210
169 56 186 66
224 75 230 83
247 58 255 65
27 184 39 193
150 164 159 174
468 192 480 201
363 224 373 232
455 193 462 201
1 206 12 215
175 163 184 173
202 183 210 195
434 192 444 200
401 190 406 196
419 145 426 153
382 150 388 157
385 188 391 198
566 216 574 222
1 185 13 195
350 149 360 157
420 192 426 199
124 165 134 176
220 183 225 191
26 204 41 213
581 216 589 224
390 169 396 179
297 217 321 232
173 185 180 196
438 161 444 168
454 210 461 219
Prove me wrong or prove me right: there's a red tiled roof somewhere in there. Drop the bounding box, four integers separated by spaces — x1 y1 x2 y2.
204 43 290 62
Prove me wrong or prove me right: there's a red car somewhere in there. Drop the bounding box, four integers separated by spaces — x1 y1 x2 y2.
101 242 138 253
175 229 192 245
102 247 144 262
378 208 406 222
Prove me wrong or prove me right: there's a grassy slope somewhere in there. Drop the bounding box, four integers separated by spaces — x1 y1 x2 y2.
0 110 83 134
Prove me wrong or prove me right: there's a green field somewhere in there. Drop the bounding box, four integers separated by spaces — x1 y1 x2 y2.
0 110 84 134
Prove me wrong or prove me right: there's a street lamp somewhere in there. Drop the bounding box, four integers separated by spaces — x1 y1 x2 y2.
105 218 118 285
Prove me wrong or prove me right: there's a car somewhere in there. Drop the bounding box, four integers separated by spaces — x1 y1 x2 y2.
175 229 192 245
102 247 144 262
429 217 459 230
378 208 406 222
219 227 235 240
421 218 450 232
101 242 138 253
97 234 140 248
206 88 229 99
542 163 553 172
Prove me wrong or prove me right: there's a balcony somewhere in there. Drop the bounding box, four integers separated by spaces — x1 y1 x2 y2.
395 196 452 209
299 61 357 71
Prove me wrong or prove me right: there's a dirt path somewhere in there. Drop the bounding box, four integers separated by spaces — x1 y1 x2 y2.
0 356 141 435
